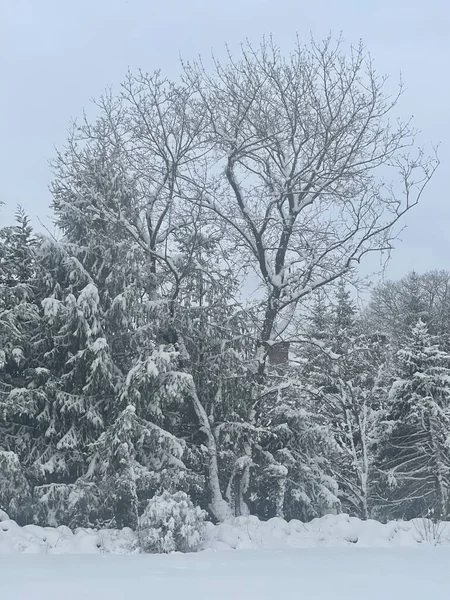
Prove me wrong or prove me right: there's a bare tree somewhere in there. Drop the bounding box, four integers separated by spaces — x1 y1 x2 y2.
181 36 437 515
184 36 437 370
365 270 450 341
54 71 209 304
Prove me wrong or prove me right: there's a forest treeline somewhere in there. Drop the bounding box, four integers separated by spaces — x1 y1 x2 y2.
1 37 445 529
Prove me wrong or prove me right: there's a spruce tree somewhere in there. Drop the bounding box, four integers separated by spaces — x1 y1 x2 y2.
378 320 450 520
303 282 387 518
0 209 42 522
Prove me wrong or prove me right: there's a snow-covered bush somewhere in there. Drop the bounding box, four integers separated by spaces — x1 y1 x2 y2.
138 491 206 553
412 518 450 546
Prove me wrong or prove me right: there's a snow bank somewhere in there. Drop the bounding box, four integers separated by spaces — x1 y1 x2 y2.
1 511 449 554
205 513 450 550
0 518 138 555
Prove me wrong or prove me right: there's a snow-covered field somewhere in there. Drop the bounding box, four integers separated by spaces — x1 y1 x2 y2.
2 548 450 599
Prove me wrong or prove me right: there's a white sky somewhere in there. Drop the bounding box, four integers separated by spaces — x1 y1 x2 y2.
1 0 449 280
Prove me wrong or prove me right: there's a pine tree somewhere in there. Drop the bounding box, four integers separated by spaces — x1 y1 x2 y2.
250 373 340 521
0 209 43 522
0 206 38 284
303 282 388 519
0 451 31 521
0 207 40 387
33 245 117 483
301 290 334 392
377 320 450 520
91 404 186 528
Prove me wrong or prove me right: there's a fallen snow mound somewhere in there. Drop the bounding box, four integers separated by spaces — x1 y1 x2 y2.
205 514 450 550
1 510 449 554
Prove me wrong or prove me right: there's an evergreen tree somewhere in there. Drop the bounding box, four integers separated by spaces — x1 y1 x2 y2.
303 282 388 518
250 373 340 521
301 290 334 391
91 404 186 528
377 320 450 520
0 209 43 522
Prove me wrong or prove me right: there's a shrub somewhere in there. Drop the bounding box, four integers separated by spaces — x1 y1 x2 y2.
138 491 206 553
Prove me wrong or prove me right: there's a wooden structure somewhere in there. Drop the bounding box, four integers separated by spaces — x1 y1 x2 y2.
267 341 290 366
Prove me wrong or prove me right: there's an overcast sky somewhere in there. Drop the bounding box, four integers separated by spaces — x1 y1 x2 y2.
1 0 449 280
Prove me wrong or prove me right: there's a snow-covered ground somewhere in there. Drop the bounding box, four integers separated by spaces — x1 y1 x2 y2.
2 512 450 598
2 548 450 600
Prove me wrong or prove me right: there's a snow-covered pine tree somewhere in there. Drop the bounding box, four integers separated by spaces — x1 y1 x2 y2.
50 145 215 524
6 236 120 526
248 370 340 521
90 404 185 528
303 281 388 519
0 207 40 389
300 290 334 393
0 451 30 520
0 208 42 522
377 320 450 520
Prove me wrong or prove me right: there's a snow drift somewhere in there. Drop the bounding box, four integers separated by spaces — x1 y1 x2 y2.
1 509 449 554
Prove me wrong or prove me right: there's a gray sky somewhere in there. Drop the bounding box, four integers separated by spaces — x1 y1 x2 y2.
1 0 449 280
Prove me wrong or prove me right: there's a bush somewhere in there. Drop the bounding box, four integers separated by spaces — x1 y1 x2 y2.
138 491 206 553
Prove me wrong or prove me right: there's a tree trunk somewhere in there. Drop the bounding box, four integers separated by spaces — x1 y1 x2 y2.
189 384 232 521
428 414 447 520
